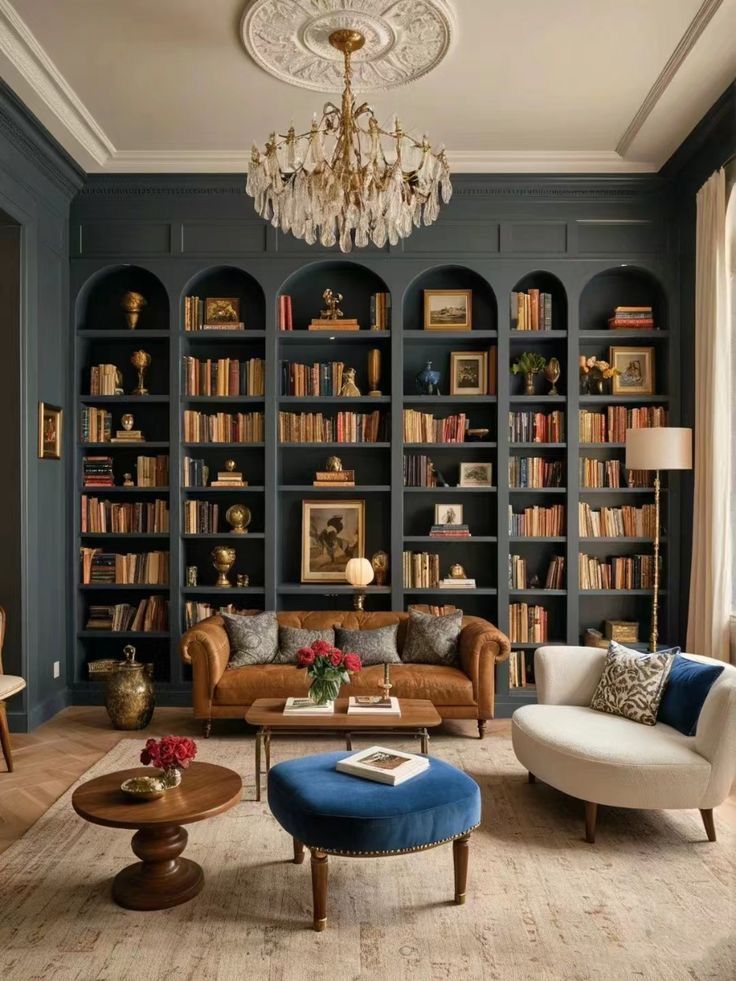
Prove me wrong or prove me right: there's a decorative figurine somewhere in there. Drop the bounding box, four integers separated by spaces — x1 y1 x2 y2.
226 503 251 534
236 573 250 588
112 412 143 443
544 356 561 396
211 545 236 587
429 460 450 487
186 566 198 587
104 645 155 730
448 563 468 580
321 288 344 320
121 413 134 431
338 367 361 397
122 472 134 487
367 348 382 397
130 350 151 396
416 361 441 395
371 550 389 586
326 456 343 472
114 368 125 396
121 291 147 330
211 459 246 487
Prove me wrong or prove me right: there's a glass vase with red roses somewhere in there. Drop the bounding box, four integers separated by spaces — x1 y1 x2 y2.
297 640 362 705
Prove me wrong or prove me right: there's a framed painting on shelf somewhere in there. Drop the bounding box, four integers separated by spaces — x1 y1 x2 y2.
434 503 464 525
609 346 655 395
301 499 365 583
450 352 486 396
423 289 472 331
458 462 492 487
38 402 62 459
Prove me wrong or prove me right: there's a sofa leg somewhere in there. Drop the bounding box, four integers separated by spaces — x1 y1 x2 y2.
293 838 305 864
528 772 536 784
202 719 212 739
477 719 486 739
310 849 328 931
700 808 716 842
585 801 598 844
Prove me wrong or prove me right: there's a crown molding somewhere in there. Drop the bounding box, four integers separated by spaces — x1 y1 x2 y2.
0 0 113 167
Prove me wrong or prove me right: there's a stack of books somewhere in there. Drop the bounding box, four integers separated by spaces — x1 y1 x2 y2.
579 407 667 444
83 456 114 488
544 556 565 589
608 305 655 329
579 457 623 487
309 318 359 332
81 549 170 585
184 601 248 629
182 457 207 487
430 523 470 539
278 295 293 331
283 697 335 714
111 427 143 444
347 696 401 715
511 290 553 331
370 292 391 330
336 746 428 785
508 650 534 688
85 596 168 632
439 574 476 589
211 467 246 488
89 364 119 395
136 455 168 488
81 408 112 443
313 468 355 488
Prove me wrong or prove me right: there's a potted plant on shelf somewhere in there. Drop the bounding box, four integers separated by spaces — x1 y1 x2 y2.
512 352 547 395
297 640 362 705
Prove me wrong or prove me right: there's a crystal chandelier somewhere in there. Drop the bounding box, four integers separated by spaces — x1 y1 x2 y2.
245 29 452 252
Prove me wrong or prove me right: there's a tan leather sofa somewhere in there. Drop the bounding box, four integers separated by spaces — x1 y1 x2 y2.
180 610 510 738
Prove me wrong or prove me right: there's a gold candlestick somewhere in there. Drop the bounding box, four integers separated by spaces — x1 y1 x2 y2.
367 348 382 397
380 662 393 702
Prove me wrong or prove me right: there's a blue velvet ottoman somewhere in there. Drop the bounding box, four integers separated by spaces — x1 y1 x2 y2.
268 750 481 930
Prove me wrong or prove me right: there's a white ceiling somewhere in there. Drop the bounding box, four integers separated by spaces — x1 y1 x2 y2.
0 0 734 174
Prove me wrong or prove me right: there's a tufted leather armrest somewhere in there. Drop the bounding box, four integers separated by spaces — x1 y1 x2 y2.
179 615 230 718
459 617 510 720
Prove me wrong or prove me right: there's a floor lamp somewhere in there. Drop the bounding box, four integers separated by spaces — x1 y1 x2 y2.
625 427 692 652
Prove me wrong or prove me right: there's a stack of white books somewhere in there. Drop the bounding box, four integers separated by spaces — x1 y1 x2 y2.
439 577 476 589
347 695 401 716
336 746 430 786
283 697 335 715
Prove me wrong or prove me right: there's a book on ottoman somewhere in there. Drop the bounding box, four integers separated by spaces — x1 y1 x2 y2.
336 746 429 785
347 696 401 715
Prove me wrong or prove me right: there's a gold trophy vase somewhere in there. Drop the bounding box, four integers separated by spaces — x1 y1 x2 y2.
211 546 236 587
121 291 147 330
130 350 152 396
367 348 382 397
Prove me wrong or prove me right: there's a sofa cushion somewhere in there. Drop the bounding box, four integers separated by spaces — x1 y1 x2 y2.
275 626 335 665
511 704 711 809
213 663 475 707
335 625 402 666
222 611 278 667
658 653 725 735
401 609 463 666
590 642 676 726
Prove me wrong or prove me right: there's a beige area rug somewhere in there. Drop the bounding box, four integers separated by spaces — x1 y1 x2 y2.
0 731 734 981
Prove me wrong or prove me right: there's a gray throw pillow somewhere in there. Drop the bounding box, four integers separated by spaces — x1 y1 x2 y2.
335 625 402 666
223 612 278 668
401 609 463 666
590 641 676 726
275 626 335 665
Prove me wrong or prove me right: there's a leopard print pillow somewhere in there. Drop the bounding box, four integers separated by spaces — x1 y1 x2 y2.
590 642 677 726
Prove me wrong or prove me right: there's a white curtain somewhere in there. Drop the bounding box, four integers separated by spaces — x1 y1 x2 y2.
687 169 732 662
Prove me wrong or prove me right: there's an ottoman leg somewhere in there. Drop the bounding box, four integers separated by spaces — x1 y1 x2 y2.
293 838 305 864
453 833 470 905
310 849 328 931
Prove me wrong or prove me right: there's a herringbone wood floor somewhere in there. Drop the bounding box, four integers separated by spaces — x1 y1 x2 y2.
1 707 734 855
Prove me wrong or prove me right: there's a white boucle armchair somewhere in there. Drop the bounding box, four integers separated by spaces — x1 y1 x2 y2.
511 646 736 843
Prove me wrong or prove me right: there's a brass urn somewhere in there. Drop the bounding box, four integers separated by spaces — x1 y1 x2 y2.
211 545 236 587
130 350 152 395
104 645 155 730
226 503 251 534
121 290 147 330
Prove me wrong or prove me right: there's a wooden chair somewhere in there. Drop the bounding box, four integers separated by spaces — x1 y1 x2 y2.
0 607 26 771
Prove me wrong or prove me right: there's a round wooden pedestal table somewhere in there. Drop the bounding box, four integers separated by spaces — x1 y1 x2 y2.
72 761 242 911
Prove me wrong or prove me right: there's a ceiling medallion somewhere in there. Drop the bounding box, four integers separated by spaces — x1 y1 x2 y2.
245 23 452 252
241 0 455 92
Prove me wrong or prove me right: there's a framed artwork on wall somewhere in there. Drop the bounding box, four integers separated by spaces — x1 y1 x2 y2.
301 500 365 582
609 346 655 395
38 402 62 459
423 289 472 331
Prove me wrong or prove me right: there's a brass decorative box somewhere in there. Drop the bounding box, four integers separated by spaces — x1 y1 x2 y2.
604 620 639 643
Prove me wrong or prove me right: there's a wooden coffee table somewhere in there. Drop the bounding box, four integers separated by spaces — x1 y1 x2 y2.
72 761 242 910
245 697 442 801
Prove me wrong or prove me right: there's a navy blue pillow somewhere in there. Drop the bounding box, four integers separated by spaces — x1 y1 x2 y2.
657 653 724 735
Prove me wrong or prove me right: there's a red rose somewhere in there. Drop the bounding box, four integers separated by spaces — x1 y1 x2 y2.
298 648 316 667
312 639 333 655
329 650 344 667
343 652 362 673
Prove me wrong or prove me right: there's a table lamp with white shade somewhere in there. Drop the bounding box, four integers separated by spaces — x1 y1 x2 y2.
625 427 692 652
345 557 374 611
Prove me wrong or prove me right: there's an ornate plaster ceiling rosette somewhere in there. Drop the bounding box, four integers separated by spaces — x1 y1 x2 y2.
241 0 456 92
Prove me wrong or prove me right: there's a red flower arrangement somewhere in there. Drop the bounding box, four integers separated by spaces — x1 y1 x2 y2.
297 641 362 704
140 735 198 772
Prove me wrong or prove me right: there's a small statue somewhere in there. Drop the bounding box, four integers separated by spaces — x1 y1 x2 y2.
186 566 198 587
226 503 251 534
321 288 344 320
121 413 134 432
114 369 124 396
371 550 389 586
122 472 134 487
448 563 468 580
416 361 441 395
225 459 237 472
326 456 343 472
429 461 449 487
236 573 250 588
338 367 361 397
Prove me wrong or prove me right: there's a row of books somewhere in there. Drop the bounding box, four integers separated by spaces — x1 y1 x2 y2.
182 357 265 397
81 407 112 443
371 292 391 330
508 410 565 444
509 603 549 643
402 551 440 589
579 407 667 444
508 504 565 537
80 497 169 534
183 500 221 534
608 305 655 329
85 596 168 632
403 454 437 488
89 363 120 396
508 457 564 488
510 290 553 331
508 650 534 688
184 296 245 332
83 456 169 489
182 411 264 444
403 410 467 444
579 457 652 488
184 601 250 629
578 554 656 590
509 555 565 590
278 295 293 331
80 548 169 585
579 503 657 538
278 411 386 444
279 361 352 397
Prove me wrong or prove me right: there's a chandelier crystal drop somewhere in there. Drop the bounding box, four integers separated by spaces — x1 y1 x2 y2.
245 29 452 253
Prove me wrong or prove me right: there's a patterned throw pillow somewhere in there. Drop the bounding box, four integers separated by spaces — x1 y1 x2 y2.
590 642 677 726
275 626 335 665
335 625 402 666
401 609 463 666
222 612 278 668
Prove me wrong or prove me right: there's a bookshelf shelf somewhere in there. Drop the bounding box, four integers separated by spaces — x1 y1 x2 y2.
80 486 170 494
511 442 566 448
277 584 392 595
403 330 498 342
403 587 497 596
279 396 391 405
509 589 567 596
404 486 498 494
279 331 391 343
79 395 170 404
181 532 265 540
579 330 667 340
509 536 566 543
280 484 390 493
181 442 265 448
182 396 265 404
579 395 669 405
77 631 171 639
404 536 498 543
278 442 391 449
403 441 497 449
181 485 265 494
183 586 266 595
510 487 566 494
508 396 566 404
79 330 172 339
402 395 497 404
79 583 170 591
510 330 567 339
80 442 170 449
80 532 170 539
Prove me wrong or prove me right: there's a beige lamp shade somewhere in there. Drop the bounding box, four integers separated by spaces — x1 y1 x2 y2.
345 557 374 588
625 427 692 471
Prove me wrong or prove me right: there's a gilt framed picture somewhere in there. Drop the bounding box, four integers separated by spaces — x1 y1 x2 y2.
458 462 492 487
204 297 241 326
609 346 655 395
38 402 62 459
450 351 486 396
434 503 464 525
301 500 365 583
423 289 472 331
